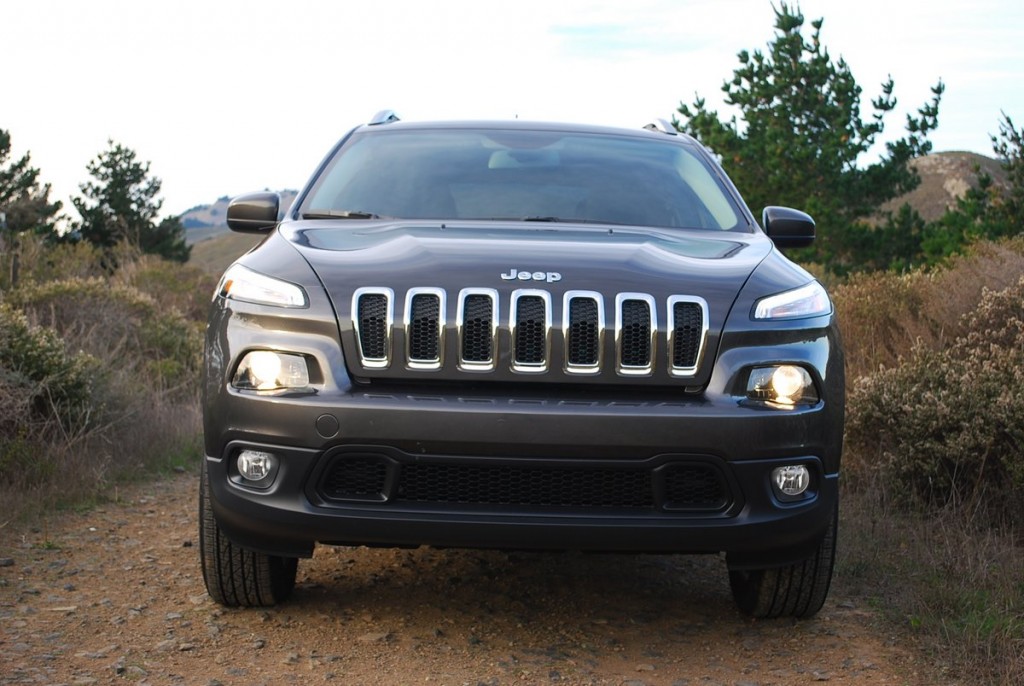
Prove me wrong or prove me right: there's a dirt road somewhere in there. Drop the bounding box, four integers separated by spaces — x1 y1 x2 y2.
1 471 947 685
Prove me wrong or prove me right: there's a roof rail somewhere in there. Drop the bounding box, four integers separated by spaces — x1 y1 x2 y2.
369 110 401 126
643 118 677 135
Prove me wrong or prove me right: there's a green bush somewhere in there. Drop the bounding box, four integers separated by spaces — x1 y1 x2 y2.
846 277 1024 525
0 303 98 432
7 277 202 394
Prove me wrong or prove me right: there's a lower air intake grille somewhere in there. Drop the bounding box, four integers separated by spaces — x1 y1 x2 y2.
321 456 389 501
399 463 652 508
663 464 728 510
318 455 731 513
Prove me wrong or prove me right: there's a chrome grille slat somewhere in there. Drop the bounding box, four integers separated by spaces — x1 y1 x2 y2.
458 288 498 371
353 287 394 368
564 291 603 374
668 296 709 377
350 288 706 379
616 293 656 376
405 288 445 369
511 289 551 373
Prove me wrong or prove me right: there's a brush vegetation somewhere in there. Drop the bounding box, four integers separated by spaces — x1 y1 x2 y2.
0 242 214 514
835 238 1024 684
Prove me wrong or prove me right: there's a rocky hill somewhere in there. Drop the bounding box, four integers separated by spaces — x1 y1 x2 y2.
882 151 1006 222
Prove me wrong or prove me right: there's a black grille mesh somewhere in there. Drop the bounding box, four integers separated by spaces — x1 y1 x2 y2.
620 299 652 367
514 296 546 364
357 294 388 359
319 456 730 512
461 295 494 363
409 294 441 361
399 463 652 508
322 457 388 499
672 302 704 369
567 297 599 366
663 464 728 509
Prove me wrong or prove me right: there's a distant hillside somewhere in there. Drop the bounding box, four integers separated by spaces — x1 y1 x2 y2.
190 231 266 276
882 151 1007 222
181 190 298 245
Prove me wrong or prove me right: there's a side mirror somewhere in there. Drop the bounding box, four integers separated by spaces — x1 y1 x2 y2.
763 206 815 248
226 192 281 233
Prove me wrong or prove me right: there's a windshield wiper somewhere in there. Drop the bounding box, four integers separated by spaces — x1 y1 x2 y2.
301 210 386 220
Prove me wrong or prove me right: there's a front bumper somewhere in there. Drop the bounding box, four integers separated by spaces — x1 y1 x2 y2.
205 386 840 570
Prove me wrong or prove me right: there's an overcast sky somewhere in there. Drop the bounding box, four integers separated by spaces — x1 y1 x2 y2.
4 0 1023 218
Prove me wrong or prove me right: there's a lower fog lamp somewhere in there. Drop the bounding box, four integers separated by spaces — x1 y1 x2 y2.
771 464 811 501
236 449 279 489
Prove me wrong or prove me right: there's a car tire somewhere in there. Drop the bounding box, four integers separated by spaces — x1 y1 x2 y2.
199 460 298 607
728 502 838 619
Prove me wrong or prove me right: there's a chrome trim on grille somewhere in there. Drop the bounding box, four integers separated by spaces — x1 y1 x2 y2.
615 293 657 376
352 287 394 369
457 288 499 372
404 287 446 370
510 289 552 373
667 295 709 377
563 291 605 375
351 288 709 379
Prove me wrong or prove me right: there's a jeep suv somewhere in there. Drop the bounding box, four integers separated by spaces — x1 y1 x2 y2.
200 112 844 618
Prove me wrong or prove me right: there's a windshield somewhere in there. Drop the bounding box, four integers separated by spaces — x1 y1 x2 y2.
301 128 745 231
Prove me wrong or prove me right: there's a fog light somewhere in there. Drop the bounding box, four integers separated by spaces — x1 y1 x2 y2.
237 449 278 488
772 465 810 499
233 351 310 391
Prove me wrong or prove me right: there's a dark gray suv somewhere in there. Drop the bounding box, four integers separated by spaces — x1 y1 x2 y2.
200 112 844 618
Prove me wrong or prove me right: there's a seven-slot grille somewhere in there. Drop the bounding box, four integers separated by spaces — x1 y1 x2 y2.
351 288 708 377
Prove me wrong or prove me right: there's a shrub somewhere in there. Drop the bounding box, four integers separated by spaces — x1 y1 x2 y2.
7 277 202 395
114 253 218 322
832 236 1024 380
0 304 101 487
0 303 98 433
845 277 1024 525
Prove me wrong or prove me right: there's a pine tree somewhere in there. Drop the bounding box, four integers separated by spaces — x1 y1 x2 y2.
72 141 190 264
0 129 63 287
675 4 942 273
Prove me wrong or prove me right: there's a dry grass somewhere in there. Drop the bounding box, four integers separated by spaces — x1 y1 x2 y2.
833 236 1024 380
188 231 265 276
0 240 207 523
840 488 1024 685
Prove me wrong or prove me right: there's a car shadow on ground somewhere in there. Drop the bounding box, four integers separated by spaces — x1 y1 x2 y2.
283 546 744 637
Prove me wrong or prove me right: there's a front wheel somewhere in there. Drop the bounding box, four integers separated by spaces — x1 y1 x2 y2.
199 460 298 607
728 503 838 619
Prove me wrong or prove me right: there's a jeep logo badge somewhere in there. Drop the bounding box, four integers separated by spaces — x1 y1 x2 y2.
501 268 562 283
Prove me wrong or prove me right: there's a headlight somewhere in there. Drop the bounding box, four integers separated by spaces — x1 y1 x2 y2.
746 365 818 407
217 264 307 308
233 350 310 391
753 282 830 320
